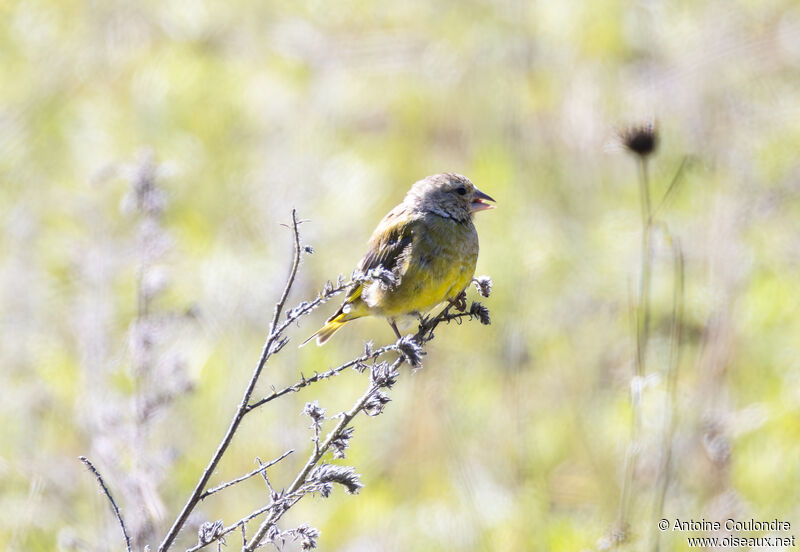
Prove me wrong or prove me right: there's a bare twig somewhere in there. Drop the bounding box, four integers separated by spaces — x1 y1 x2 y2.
272 281 350 337
159 210 305 552
199 450 294 500
256 457 277 494
271 211 304 333
246 344 397 411
78 456 132 552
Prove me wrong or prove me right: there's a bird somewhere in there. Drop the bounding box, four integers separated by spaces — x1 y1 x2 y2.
304 173 495 346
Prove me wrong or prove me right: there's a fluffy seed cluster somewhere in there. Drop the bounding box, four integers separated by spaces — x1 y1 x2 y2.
370 361 399 389
353 267 398 289
320 275 345 299
472 276 493 298
363 390 391 416
197 520 225 545
469 302 491 325
288 524 320 550
309 463 363 496
303 401 326 430
396 335 424 367
330 427 354 459
268 523 321 551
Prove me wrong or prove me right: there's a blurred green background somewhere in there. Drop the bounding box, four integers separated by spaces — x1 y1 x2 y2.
2 0 800 550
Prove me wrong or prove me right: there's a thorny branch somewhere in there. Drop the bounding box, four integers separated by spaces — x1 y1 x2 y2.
153 210 492 552
78 456 132 552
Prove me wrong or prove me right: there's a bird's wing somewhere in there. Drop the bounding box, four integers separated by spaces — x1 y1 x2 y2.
360 207 415 275
342 207 416 305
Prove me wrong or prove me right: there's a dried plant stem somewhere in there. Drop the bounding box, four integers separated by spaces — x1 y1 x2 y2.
617 156 655 537
243 305 479 412
158 210 304 552
78 456 132 552
246 344 397 411
650 239 684 552
616 146 688 545
271 212 304 333
245 360 402 552
199 450 294 500
637 156 654 378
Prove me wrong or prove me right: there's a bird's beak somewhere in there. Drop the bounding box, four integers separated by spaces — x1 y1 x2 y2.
470 188 496 213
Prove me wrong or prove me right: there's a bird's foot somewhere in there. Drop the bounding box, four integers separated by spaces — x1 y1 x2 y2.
452 291 467 312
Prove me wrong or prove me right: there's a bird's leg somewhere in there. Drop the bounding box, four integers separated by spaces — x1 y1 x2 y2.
415 312 429 333
420 295 462 340
389 320 402 340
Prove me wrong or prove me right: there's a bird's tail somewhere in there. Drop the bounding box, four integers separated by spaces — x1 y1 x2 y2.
302 317 347 346
301 306 363 347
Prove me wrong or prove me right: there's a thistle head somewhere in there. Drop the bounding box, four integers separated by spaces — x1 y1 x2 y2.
620 123 658 158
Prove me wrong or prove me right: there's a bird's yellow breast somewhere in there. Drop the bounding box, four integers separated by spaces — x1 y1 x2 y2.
362 215 478 317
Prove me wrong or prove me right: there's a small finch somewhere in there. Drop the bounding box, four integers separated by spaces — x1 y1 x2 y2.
305 173 495 346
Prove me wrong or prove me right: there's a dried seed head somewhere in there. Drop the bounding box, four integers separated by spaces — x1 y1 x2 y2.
266 524 281 544
370 361 399 389
469 302 491 325
363 390 391 416
472 276 493 298
310 463 363 495
197 520 224 545
621 123 658 157
269 336 289 355
330 427 354 459
354 267 398 289
287 524 320 550
396 335 424 367
303 401 326 428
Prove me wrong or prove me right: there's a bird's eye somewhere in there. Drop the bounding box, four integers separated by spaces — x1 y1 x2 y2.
456 186 467 195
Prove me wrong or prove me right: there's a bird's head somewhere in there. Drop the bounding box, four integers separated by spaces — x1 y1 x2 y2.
406 173 495 222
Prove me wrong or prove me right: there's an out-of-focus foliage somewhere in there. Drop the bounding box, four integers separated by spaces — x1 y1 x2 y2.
2 0 800 550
